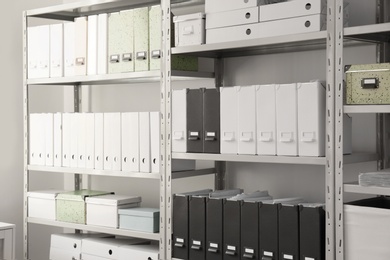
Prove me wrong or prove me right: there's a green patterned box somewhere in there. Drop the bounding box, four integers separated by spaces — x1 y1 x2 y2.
346 63 390 104
134 7 149 72
56 189 113 224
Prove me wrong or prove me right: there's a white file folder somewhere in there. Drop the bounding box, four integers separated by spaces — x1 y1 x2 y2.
149 5 161 70
108 12 122 74
64 22 75 77
27 26 39 79
74 17 88 76
53 113 62 167
77 113 86 168
220 86 239 154
120 9 135 73
49 24 64 78
70 113 78 168
45 113 54 166
238 85 257 155
94 113 104 170
62 113 71 167
276 84 298 156
85 113 95 169
87 15 98 76
134 7 149 71
256 84 277 155
103 113 112 170
121 113 131 171
111 113 122 171
130 113 140 172
139 112 151 173
172 89 187 153
297 81 325 157
150 111 160 173
97 13 108 75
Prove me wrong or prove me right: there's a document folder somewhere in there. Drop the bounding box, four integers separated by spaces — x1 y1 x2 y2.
241 201 260 260
259 203 279 260
206 198 224 260
279 204 300 260
187 89 204 153
224 200 241 260
220 87 239 154
203 88 220 153
172 89 187 153
189 196 207 260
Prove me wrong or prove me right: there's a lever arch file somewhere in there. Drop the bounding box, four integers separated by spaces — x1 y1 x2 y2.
150 111 160 173
97 13 108 75
64 22 75 77
140 112 151 173
49 24 64 78
87 15 98 76
206 198 224 260
172 89 187 153
44 113 54 167
53 113 62 167
134 7 149 71
94 113 104 170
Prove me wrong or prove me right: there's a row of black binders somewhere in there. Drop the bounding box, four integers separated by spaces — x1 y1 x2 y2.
172 189 325 260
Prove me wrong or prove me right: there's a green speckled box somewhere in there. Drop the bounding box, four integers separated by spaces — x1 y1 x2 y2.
56 189 113 224
346 63 390 104
134 7 149 72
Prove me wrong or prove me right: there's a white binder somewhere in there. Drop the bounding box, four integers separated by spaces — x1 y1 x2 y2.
53 113 62 167
121 113 131 171
64 22 75 77
120 9 135 73
238 85 257 155
27 26 39 79
276 83 298 156
129 113 140 172
44 113 54 166
149 5 161 70
62 113 71 167
172 89 187 153
220 86 239 154
134 7 149 71
121 112 140 172
70 113 78 168
94 113 104 170
77 113 86 168
74 17 88 76
139 112 151 173
85 113 95 169
87 15 98 76
111 113 122 171
256 84 277 155
150 111 160 173
97 13 108 75
103 113 112 170
49 23 64 78
297 81 326 157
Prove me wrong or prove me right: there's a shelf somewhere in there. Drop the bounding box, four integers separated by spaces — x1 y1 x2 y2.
26 0 203 20
28 165 160 179
344 23 390 44
344 182 390 196
26 70 214 86
344 105 390 114
172 168 215 179
343 152 378 164
172 31 328 58
28 217 160 240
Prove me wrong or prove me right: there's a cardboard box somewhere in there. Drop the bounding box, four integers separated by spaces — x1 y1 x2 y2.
119 208 159 233
174 13 205 47
28 190 65 220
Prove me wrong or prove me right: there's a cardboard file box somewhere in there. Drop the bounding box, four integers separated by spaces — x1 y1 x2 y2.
206 7 259 30
207 23 260 44
134 7 149 71
205 0 259 14
56 190 112 224
28 190 65 220
344 197 390 260
86 195 141 228
118 208 159 233
220 87 239 154
174 13 205 47
118 244 159 260
346 63 390 104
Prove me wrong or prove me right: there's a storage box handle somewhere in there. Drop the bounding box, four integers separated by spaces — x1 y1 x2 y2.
222 132 235 141
361 78 379 89
259 132 273 142
280 132 293 143
301 131 315 142
205 131 216 141
183 25 194 35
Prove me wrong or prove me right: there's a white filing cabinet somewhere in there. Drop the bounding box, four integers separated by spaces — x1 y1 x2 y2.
0 223 15 260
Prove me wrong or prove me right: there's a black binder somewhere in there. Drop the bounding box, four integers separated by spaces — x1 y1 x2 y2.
241 201 260 259
189 196 207 260
259 203 279 260
299 204 325 260
206 198 224 260
187 88 204 153
203 88 220 153
224 200 241 260
278 204 299 260
172 194 190 260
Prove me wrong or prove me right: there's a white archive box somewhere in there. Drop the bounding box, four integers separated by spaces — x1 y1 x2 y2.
259 0 326 22
297 81 326 157
206 6 259 30
205 0 259 13
44 113 54 166
121 112 140 172
27 25 50 79
64 22 75 77
256 84 277 156
53 113 62 167
50 233 109 260
172 89 187 153
97 13 108 75
134 7 149 71
29 113 45 166
49 23 64 78
81 237 146 260
220 86 239 154
28 190 65 220
86 194 141 228
139 112 151 173
87 15 98 76
238 85 257 155
94 113 104 170
206 23 260 44
104 113 121 171
62 113 71 167
174 13 205 47
74 17 88 76
276 83 298 156
118 243 159 260
70 113 79 168
258 14 326 38
77 113 87 168
27 26 39 79
85 113 95 169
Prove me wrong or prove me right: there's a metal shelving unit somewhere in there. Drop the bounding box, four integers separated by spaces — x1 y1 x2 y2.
344 182 390 196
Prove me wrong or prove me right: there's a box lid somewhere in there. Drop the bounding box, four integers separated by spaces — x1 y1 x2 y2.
173 12 205 23
56 189 113 202
86 194 141 206
27 190 67 199
118 208 159 217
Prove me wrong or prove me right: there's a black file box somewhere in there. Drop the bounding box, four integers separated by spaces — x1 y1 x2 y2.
224 200 241 260
241 201 260 260
206 198 224 260
189 196 207 260
186 88 204 153
278 204 299 260
259 203 279 260
203 88 220 153
173 194 190 260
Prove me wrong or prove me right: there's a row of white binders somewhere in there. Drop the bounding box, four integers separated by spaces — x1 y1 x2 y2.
29 112 161 173
27 5 197 79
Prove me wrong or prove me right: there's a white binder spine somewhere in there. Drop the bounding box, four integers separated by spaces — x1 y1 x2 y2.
74 17 88 76
139 112 151 173
53 113 62 167
172 89 187 153
45 113 54 166
86 113 95 169
97 13 108 75
70 113 78 168
111 113 122 171
129 112 140 172
94 113 104 170
62 113 71 167
64 22 75 77
77 113 86 168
